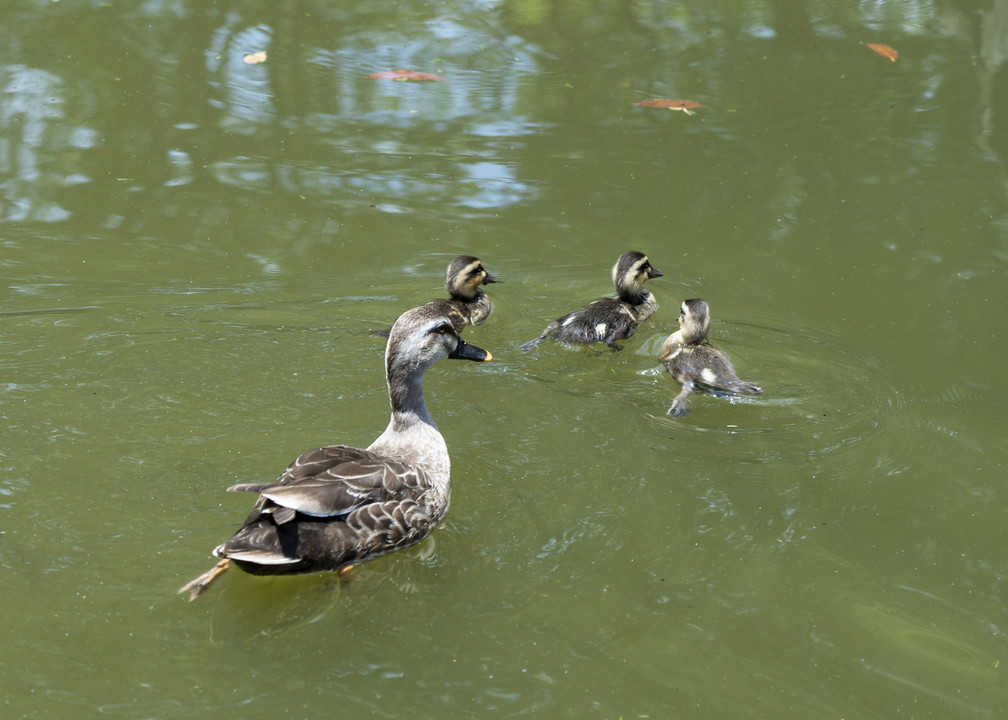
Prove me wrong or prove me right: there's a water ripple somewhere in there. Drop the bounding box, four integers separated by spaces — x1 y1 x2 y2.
640 317 907 471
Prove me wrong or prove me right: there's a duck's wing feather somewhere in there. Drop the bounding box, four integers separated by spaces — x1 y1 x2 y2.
668 346 762 395
422 298 471 332
227 445 428 518
551 299 639 345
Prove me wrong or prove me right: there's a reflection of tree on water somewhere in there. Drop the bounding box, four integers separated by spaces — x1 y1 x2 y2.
0 66 86 222
948 0 1008 191
2 0 1007 227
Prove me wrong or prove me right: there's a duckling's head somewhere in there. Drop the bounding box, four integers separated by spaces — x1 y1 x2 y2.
445 255 498 301
611 251 662 303
678 298 711 344
387 304 492 382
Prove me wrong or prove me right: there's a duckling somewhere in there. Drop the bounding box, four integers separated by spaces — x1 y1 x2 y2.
373 255 497 338
179 304 492 601
428 254 498 332
658 298 762 417
522 251 663 350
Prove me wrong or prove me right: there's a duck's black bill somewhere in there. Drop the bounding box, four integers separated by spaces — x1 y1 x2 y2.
483 273 499 284
450 338 492 362
648 267 664 278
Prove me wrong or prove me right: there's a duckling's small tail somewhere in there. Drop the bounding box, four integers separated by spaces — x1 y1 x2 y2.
728 381 762 395
521 321 559 352
178 558 231 602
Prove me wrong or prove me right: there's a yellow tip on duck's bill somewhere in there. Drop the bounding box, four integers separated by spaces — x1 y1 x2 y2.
449 338 492 362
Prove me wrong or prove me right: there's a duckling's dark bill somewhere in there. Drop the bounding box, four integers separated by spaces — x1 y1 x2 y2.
450 338 492 362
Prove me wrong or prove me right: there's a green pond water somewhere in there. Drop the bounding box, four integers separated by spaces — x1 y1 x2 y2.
2 1 1007 718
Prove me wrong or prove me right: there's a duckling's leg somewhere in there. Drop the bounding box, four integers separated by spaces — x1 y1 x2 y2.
667 380 694 417
178 558 231 602
521 320 561 352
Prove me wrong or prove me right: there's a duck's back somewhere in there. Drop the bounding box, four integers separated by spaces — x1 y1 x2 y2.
217 444 446 575
425 292 491 332
552 294 656 345
664 344 761 395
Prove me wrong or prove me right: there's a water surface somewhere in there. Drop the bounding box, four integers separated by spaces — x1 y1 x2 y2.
2 2 1007 718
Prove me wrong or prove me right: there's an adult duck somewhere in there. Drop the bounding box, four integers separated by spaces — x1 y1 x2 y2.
179 304 491 601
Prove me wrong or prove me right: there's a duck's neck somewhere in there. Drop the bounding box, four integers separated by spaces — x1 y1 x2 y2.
368 370 449 473
459 291 491 324
617 286 650 306
387 372 434 429
451 286 484 303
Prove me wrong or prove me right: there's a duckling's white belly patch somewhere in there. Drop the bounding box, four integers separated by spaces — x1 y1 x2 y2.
701 368 719 384
595 322 607 337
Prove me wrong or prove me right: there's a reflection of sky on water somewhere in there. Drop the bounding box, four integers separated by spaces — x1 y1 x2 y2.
1 1 998 225
199 16 545 212
0 7 549 223
0 65 95 222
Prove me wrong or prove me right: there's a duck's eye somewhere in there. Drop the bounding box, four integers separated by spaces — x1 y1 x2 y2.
435 325 449 335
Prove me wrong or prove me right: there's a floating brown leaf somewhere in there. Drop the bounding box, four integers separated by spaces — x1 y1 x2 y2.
867 43 898 62
634 99 705 116
243 51 267 65
365 69 445 82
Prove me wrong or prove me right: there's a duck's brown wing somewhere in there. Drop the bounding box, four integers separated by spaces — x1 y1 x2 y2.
215 447 439 574
219 496 438 575
422 298 471 332
227 445 428 519
548 299 639 345
668 346 761 395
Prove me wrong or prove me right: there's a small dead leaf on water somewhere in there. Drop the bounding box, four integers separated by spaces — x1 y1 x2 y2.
243 51 267 65
634 99 705 116
866 43 898 62
365 69 445 82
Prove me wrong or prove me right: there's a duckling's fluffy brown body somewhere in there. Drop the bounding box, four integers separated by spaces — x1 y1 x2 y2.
523 251 662 349
659 298 761 417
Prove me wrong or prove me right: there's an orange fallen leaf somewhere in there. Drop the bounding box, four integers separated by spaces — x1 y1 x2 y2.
243 51 267 65
867 43 898 62
634 99 705 116
365 69 445 82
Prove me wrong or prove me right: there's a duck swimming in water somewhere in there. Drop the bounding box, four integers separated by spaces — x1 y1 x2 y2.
179 304 491 601
373 255 497 339
522 251 662 350
427 254 498 332
658 298 762 417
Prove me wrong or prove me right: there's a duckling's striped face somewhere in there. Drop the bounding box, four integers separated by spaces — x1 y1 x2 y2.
612 251 663 293
446 255 498 300
679 298 711 342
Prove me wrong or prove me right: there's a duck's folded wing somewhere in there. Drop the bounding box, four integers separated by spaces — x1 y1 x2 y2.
275 445 378 484
227 449 427 518
556 300 636 343
671 346 758 394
